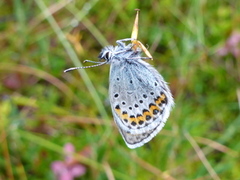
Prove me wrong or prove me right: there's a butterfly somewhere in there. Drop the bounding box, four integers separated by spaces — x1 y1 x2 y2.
64 9 174 149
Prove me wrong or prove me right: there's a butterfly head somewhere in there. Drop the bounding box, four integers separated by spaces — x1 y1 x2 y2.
98 46 115 63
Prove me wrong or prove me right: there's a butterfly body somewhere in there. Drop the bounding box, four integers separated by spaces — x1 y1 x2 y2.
99 38 174 149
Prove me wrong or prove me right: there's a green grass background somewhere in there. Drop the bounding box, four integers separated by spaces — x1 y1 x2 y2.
0 0 239 179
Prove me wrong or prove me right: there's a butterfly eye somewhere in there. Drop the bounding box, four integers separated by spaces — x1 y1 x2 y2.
105 52 112 60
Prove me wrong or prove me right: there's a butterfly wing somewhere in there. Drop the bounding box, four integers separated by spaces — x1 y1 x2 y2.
113 110 167 149
109 59 174 148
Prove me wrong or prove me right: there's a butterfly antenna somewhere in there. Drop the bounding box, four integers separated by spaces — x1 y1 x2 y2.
64 60 108 73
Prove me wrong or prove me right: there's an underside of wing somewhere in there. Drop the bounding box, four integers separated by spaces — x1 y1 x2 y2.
109 59 174 148
118 120 166 149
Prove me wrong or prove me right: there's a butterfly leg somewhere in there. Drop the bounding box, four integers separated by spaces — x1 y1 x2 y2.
127 57 152 60
116 38 136 47
116 38 153 60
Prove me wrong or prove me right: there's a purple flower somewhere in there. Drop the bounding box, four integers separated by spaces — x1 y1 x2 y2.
217 31 240 58
51 143 88 180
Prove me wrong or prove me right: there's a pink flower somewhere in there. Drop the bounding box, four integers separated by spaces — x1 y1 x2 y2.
217 31 240 58
51 143 90 180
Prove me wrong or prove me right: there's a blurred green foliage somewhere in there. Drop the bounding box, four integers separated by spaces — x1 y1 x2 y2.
0 0 239 179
